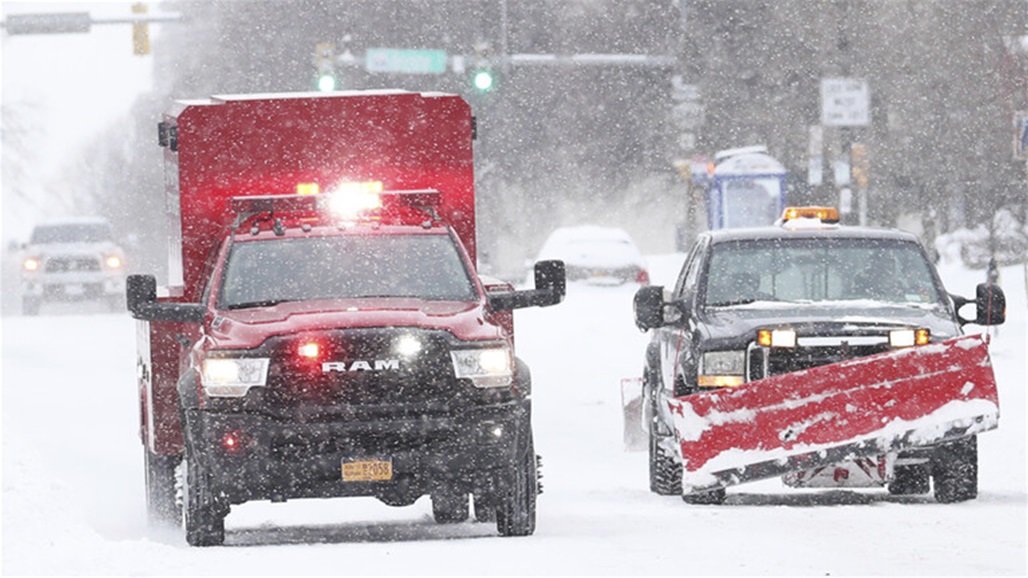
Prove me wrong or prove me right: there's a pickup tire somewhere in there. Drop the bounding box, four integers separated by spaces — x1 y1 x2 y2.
182 451 226 546
932 435 978 503
22 297 41 316
649 421 680 496
682 488 727 505
496 432 537 537
888 463 930 495
473 491 497 522
144 448 181 525
431 489 469 524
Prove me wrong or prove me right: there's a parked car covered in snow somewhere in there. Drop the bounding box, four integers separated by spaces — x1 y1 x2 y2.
532 225 649 286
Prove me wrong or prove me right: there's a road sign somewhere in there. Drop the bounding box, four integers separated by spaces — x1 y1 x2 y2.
821 78 870 127
1014 112 1028 160
365 49 447 74
3 12 91 34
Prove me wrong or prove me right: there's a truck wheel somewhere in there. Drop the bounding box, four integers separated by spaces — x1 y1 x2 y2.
649 423 680 496
888 463 930 495
473 491 497 523
182 453 226 546
431 489 469 524
496 434 537 537
682 488 726 505
144 448 182 525
106 294 123 313
22 297 41 316
932 435 978 503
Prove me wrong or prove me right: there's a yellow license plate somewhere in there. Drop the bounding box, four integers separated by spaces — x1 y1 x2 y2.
341 458 392 482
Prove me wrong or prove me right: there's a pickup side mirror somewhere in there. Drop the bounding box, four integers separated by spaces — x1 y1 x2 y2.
488 260 566 311
951 282 1006 326
634 285 665 331
126 274 205 323
974 282 1005 325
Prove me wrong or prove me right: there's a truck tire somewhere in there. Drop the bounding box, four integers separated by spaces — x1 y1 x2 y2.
496 433 537 537
145 448 182 525
888 463 930 495
682 488 727 505
182 448 227 546
932 435 978 503
473 491 497 523
431 489 469 524
22 297 41 316
649 423 680 496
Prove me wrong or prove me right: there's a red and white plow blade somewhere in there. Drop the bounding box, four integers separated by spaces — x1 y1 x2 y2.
668 334 1000 494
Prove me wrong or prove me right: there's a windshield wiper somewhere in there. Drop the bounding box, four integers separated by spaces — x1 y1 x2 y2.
226 298 294 310
707 298 757 307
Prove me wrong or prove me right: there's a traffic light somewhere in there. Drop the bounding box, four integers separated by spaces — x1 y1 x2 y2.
469 41 496 94
472 69 495 92
131 3 150 56
851 143 869 189
314 42 337 92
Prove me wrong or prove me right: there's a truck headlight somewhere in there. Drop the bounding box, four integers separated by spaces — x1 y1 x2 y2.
22 257 40 272
104 255 124 270
451 347 513 388
200 358 270 397
698 350 745 387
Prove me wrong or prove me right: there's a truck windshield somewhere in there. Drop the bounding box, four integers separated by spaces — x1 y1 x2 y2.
219 234 477 309
703 238 945 307
30 222 113 244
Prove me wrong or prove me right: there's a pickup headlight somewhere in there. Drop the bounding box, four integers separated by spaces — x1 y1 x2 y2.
451 347 513 388
104 254 124 270
200 358 270 397
699 350 745 387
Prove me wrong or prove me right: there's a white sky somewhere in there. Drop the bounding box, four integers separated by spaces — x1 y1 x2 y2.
1 1 157 241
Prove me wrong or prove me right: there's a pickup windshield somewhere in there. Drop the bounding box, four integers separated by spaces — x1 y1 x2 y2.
703 238 945 307
219 234 477 309
30 222 114 244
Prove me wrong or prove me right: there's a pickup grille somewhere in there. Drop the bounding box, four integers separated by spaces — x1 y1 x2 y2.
261 328 472 413
749 343 892 381
44 256 101 273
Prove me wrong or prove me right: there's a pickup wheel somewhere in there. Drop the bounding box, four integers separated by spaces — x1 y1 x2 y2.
431 489 469 524
682 488 727 505
496 432 537 537
144 448 181 525
649 421 680 496
473 491 497 523
182 447 227 546
888 463 930 495
932 435 978 503
22 297 41 316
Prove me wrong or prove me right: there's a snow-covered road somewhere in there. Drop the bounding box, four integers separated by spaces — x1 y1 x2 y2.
2 256 1025 575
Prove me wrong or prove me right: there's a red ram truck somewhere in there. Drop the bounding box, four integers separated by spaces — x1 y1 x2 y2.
128 91 565 546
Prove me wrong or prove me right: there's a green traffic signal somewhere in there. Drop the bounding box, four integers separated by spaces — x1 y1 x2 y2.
317 73 337 92
472 69 494 92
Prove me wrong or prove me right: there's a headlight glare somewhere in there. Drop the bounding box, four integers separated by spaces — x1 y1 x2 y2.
201 358 269 397
451 347 513 388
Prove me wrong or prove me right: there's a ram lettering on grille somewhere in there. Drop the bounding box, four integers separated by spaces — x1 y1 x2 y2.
322 359 400 373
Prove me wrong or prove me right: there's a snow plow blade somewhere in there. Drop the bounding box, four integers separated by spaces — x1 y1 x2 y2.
621 378 646 452
669 334 999 494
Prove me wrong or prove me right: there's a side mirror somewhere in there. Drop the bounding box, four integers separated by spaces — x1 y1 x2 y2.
634 285 665 331
974 282 1005 325
534 259 566 302
488 260 566 311
126 274 205 323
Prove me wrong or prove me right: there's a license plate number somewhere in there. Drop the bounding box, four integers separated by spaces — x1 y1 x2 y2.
341 458 392 482
65 284 84 295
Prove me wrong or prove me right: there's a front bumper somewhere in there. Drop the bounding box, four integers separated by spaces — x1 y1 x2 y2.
187 400 528 505
22 271 125 301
